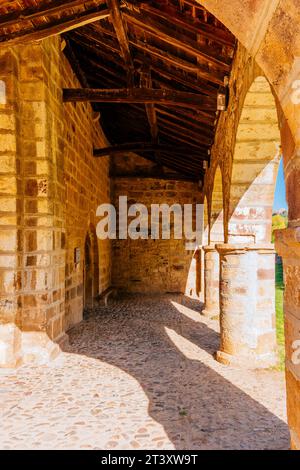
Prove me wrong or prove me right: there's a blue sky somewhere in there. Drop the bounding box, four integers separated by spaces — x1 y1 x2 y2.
273 159 288 211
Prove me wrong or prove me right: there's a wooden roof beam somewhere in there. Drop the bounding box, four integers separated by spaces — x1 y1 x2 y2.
155 106 214 136
63 87 217 110
93 142 209 158
0 0 106 28
157 116 212 146
0 7 111 46
135 2 235 48
107 0 134 87
129 38 224 86
124 10 231 71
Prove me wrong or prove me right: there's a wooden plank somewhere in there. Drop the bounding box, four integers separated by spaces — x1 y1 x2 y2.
129 38 224 86
158 104 215 125
63 87 217 110
0 7 111 46
107 0 134 86
159 128 206 148
137 2 235 48
157 117 212 146
0 0 101 28
148 62 217 96
155 106 214 136
93 142 209 157
124 10 231 71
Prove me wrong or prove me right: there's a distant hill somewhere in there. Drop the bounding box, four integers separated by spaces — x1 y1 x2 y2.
273 208 288 217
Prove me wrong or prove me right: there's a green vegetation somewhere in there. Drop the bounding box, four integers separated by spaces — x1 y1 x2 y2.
272 214 287 242
275 262 285 370
271 213 287 370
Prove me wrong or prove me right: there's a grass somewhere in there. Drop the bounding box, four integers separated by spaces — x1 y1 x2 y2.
275 262 285 370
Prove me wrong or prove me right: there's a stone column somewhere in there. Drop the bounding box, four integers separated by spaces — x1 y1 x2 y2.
202 245 220 317
0 48 22 367
18 39 67 362
215 243 277 369
276 227 300 450
0 38 67 367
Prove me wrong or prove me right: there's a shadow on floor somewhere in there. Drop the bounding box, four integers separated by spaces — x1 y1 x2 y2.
69 294 289 450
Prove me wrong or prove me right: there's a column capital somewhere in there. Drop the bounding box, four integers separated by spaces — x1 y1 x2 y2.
216 243 275 255
202 244 218 253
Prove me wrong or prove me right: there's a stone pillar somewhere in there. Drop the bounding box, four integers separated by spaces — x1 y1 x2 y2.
202 245 220 317
275 227 300 450
215 243 277 368
0 38 67 367
0 48 22 367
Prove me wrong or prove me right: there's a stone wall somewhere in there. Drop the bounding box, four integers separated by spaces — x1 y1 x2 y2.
0 39 66 365
61 49 111 331
112 176 201 295
0 37 112 365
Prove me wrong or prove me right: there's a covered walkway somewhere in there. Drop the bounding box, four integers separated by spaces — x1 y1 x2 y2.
0 295 289 450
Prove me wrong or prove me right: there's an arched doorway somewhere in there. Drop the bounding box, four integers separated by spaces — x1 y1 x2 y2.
210 166 224 243
83 226 100 310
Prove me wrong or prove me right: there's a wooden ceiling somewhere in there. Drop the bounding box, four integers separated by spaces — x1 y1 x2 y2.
0 0 236 182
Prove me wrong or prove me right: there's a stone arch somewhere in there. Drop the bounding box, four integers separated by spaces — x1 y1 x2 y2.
203 196 209 246
210 166 225 243
228 76 281 244
83 224 100 309
198 1 300 149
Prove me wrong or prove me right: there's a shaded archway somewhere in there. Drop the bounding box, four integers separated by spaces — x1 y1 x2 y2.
228 76 281 244
210 166 225 243
185 196 210 299
203 196 209 246
83 225 100 310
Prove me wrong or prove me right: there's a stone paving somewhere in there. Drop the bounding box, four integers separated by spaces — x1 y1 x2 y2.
0 295 289 450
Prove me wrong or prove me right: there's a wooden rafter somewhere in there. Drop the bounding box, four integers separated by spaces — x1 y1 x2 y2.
0 0 104 28
93 142 209 158
107 0 134 87
0 0 235 181
155 106 214 137
124 10 231 71
135 2 235 48
128 37 225 86
0 6 111 45
63 87 217 110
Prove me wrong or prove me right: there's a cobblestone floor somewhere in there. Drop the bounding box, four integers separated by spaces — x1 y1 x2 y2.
0 295 289 450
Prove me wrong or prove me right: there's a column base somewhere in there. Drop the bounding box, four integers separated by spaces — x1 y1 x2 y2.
0 324 66 367
21 332 61 365
0 324 22 368
215 349 278 369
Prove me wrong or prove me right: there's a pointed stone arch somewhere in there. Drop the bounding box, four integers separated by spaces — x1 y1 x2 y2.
210 166 225 243
228 76 281 243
